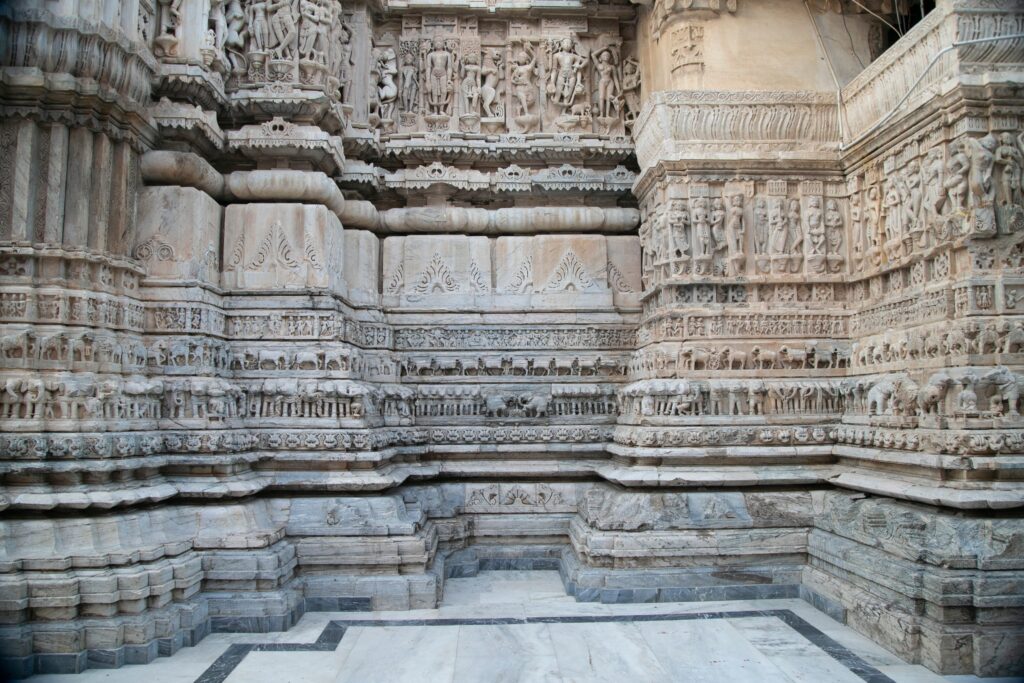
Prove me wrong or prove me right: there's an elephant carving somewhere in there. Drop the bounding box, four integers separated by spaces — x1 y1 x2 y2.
521 393 550 417
917 372 953 416
485 394 510 417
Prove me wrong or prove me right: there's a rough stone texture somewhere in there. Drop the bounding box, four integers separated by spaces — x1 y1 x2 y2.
1 0 1023 677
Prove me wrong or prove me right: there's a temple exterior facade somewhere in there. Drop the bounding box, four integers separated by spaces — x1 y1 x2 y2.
1 0 1023 676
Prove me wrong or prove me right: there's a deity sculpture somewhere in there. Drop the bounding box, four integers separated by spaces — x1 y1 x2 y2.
223 0 247 73
824 199 844 272
268 0 298 60
297 0 327 64
692 197 712 259
995 132 1023 208
460 51 481 116
882 177 902 246
509 42 539 130
376 47 399 123
546 37 586 111
400 50 419 113
725 194 746 274
710 197 727 259
209 0 228 58
769 198 788 257
621 56 641 130
848 190 863 268
806 196 825 256
966 134 997 207
423 37 456 117
155 0 184 55
787 198 803 258
944 140 970 213
331 12 353 102
480 50 504 119
667 200 690 269
903 161 923 248
591 48 621 119
752 197 769 255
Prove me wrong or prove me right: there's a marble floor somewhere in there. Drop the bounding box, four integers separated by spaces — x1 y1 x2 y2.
17 571 1007 683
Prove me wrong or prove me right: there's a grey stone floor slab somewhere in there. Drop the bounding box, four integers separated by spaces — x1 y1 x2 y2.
19 571 964 683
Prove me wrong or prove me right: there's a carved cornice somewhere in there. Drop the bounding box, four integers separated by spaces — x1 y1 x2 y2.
150 98 225 154
633 90 841 173
226 118 346 174
0 8 157 106
633 0 737 40
379 162 637 193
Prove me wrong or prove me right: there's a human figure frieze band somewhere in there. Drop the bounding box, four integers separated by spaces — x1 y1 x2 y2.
157 1 640 137
638 129 1021 289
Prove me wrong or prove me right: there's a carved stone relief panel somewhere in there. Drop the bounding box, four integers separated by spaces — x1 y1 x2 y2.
371 13 635 136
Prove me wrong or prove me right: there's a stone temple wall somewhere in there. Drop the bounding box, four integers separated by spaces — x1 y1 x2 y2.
0 0 1022 676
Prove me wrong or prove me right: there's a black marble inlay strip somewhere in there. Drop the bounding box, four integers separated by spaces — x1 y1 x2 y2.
191 609 895 683
194 644 253 683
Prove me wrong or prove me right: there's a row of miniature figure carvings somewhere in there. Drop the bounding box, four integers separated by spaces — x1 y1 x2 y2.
852 320 1024 368
0 371 972 425
0 376 369 425
638 130 1024 286
634 320 1024 377
0 330 634 381
619 368 1024 421
846 132 1024 273
0 289 146 331
632 341 851 376
0 376 620 425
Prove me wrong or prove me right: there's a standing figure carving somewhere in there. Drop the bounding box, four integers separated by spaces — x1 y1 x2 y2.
247 0 271 53
400 49 419 114
480 50 504 119
726 194 746 275
547 37 586 111
376 47 399 123
995 133 1023 208
423 37 456 117
692 196 708 276
848 190 863 269
509 42 539 131
921 147 944 244
944 140 970 214
824 199 844 273
223 0 247 73
268 0 298 60
460 51 481 116
591 47 621 120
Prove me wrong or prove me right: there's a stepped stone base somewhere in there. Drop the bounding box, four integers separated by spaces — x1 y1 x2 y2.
2 489 1022 677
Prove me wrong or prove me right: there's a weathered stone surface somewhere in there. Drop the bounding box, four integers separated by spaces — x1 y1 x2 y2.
1 0 1023 676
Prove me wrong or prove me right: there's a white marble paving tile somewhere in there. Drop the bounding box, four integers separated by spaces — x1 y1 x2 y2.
881 664 953 683
457 623 557 658
453 654 562 683
637 618 796 683
333 624 460 683
225 650 345 683
549 621 673 683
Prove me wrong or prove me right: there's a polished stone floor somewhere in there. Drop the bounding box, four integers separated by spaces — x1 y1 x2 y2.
19 571 1003 683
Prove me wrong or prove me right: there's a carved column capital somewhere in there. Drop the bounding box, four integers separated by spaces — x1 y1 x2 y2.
633 0 737 40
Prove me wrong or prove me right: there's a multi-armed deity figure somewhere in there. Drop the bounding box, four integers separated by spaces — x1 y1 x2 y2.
423 37 456 117
546 37 587 112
